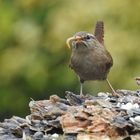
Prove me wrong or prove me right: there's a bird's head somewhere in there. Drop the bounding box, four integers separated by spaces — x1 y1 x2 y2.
66 31 101 50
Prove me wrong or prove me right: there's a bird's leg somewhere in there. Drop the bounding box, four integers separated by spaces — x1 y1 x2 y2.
80 82 83 96
80 79 84 96
106 79 117 96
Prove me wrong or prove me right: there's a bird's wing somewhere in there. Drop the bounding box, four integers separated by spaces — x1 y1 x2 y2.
94 21 104 46
105 51 113 69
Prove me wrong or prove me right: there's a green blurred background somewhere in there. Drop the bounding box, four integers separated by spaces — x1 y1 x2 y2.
0 0 140 120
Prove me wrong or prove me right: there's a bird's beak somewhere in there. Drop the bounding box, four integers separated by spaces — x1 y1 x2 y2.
66 36 83 49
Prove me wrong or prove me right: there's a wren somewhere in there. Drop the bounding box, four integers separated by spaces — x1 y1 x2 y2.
66 21 116 96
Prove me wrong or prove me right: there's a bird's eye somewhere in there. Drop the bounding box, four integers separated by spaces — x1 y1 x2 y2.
86 35 91 40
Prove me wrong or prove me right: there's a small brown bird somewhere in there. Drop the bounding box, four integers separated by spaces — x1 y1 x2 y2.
66 21 116 96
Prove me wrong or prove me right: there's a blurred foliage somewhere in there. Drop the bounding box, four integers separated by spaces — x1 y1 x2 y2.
0 0 140 120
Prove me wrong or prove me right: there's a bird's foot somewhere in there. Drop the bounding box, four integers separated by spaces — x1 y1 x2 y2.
106 79 120 97
111 90 121 97
80 92 85 97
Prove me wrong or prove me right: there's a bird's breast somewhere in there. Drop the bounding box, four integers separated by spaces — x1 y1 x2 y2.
70 48 113 81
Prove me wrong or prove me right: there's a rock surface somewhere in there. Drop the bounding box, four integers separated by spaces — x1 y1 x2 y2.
1 90 140 140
